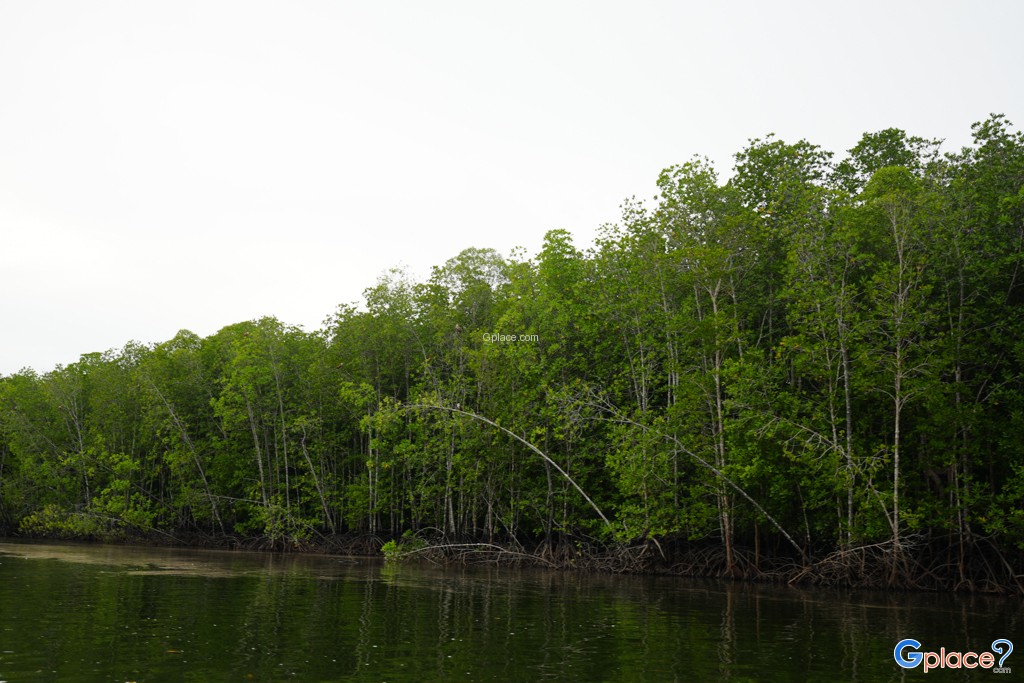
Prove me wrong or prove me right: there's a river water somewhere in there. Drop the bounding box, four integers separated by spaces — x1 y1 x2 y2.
0 540 1018 681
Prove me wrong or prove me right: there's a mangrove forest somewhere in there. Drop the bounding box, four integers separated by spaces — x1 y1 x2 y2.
2 115 1023 592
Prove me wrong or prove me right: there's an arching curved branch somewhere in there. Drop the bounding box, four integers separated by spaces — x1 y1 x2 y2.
582 391 807 562
402 403 612 531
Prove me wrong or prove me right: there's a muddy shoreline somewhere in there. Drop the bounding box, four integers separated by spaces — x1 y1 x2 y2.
6 527 1021 595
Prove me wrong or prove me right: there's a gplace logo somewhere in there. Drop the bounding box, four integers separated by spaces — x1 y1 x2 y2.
894 638 1013 673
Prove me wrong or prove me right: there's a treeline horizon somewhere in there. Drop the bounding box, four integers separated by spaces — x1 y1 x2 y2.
2 114 1022 590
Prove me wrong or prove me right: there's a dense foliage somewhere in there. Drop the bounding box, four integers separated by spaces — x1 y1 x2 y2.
2 116 1022 588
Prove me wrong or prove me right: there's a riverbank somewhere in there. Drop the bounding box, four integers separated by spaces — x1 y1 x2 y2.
7 526 1022 595
379 534 1024 595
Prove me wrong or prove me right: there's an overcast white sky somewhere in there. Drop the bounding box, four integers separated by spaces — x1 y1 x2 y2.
2 1 1022 375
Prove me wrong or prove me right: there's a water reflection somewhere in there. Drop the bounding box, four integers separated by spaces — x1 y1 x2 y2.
0 540 1020 681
